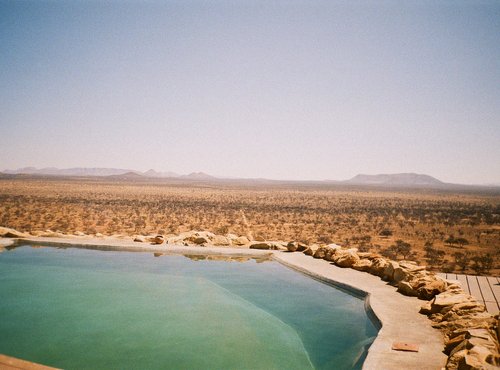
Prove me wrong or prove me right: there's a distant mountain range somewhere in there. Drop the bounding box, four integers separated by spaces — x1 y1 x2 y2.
2 167 218 181
3 167 135 177
342 173 444 186
3 167 180 178
1 167 497 189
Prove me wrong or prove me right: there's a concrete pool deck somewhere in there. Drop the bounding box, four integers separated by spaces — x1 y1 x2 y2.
273 252 447 370
3 236 447 370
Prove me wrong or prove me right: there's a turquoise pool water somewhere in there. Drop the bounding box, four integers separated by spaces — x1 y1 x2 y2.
0 246 378 369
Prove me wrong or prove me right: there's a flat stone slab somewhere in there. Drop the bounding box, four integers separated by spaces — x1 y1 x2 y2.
273 252 447 370
392 342 419 352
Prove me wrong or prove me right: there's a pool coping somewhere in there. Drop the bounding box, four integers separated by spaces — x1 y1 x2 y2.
3 237 447 370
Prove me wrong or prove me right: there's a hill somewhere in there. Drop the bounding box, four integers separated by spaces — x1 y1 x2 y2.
3 167 135 177
344 173 444 186
180 172 217 180
143 169 179 178
105 172 145 180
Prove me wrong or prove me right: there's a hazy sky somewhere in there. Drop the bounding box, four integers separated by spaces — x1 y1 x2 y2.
1 1 499 184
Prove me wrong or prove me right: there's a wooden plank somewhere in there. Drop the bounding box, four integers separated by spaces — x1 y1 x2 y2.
437 273 447 280
456 274 469 293
484 301 499 315
467 275 485 304
487 277 500 309
0 354 60 370
449 273 459 282
477 276 496 303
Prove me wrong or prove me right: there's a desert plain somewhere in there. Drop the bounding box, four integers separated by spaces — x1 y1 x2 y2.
0 176 498 276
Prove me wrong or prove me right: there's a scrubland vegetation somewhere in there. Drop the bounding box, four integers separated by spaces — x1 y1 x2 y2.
0 177 498 274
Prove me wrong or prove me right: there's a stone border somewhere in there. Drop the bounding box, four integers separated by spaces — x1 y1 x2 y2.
12 236 273 258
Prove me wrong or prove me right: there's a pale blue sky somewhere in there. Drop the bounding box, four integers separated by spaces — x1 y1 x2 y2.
1 1 499 184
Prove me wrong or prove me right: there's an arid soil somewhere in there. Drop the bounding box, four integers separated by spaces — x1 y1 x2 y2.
0 177 498 275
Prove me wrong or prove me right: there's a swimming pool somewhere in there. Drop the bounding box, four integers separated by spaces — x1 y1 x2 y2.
0 245 378 369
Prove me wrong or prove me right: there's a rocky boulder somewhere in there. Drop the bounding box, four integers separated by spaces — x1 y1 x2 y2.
166 236 183 245
313 246 328 259
382 260 399 282
333 249 360 268
392 262 427 283
416 278 447 300
324 247 338 262
303 246 316 256
286 242 298 252
368 257 390 277
148 235 164 245
286 241 308 252
212 235 231 246
249 242 273 250
352 258 373 272
444 328 500 370
190 236 208 245
233 236 250 246
397 281 419 297
270 241 288 251
431 292 475 313
0 227 30 238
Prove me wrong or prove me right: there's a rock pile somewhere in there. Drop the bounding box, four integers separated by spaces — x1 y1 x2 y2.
0 226 30 238
287 243 500 370
132 230 286 249
421 288 500 369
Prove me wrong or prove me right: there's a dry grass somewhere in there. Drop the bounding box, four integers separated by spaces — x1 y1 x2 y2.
0 177 499 274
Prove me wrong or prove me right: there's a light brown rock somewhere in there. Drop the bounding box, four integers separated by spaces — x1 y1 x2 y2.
0 227 29 238
151 235 164 245
432 293 473 312
303 246 315 256
212 235 230 246
369 257 390 277
417 278 448 300
233 236 250 246
398 281 419 297
249 242 272 250
190 236 208 245
382 260 399 281
286 241 299 252
352 258 372 272
313 246 327 259
334 249 360 268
